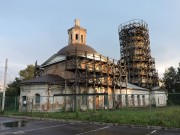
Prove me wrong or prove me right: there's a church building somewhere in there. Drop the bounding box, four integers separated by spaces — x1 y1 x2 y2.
20 19 167 112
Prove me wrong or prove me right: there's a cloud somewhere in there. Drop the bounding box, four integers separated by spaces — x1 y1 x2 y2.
150 38 180 78
0 80 3 92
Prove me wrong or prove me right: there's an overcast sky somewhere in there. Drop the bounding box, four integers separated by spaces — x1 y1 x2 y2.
1 0 180 84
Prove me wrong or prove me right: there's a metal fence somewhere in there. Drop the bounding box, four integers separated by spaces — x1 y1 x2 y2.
0 96 19 112
0 93 180 112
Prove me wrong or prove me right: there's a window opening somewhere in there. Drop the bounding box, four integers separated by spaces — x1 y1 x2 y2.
22 96 27 106
35 94 40 104
70 34 72 42
76 34 78 40
81 35 83 43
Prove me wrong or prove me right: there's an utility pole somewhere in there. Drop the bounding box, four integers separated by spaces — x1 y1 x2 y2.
1 58 8 112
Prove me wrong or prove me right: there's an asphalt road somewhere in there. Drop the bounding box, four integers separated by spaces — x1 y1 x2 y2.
0 117 180 135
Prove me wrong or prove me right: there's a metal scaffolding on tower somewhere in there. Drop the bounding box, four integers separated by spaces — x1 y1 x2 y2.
118 19 159 89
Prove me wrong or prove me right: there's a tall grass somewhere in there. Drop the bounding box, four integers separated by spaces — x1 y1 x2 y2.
1 106 180 128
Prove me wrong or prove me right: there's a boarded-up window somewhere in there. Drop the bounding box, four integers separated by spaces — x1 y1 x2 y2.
131 95 134 106
104 94 108 106
125 95 128 106
82 92 87 106
142 95 145 106
35 94 40 104
137 95 140 105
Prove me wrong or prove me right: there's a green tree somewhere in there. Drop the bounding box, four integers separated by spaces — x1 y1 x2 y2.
19 64 35 81
163 64 180 105
5 64 35 97
6 78 21 97
176 63 180 93
163 66 176 92
177 63 180 83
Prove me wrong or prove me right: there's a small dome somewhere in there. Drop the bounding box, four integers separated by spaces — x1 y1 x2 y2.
57 44 97 55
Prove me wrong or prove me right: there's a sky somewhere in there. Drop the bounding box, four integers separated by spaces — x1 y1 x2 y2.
0 0 180 85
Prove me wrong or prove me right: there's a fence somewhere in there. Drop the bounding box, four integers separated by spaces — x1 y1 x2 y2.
0 93 180 112
0 96 19 112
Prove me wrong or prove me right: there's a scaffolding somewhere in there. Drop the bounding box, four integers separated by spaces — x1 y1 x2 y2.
118 19 159 89
65 48 127 110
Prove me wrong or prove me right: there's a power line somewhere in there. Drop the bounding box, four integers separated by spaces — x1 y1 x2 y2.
7 68 17 78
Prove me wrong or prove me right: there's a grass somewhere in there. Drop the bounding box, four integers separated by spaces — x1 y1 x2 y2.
1 106 180 128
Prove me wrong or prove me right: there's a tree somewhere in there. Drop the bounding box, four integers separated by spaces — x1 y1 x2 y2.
5 78 21 97
5 64 35 97
19 64 35 81
163 66 176 92
163 64 180 105
177 63 180 83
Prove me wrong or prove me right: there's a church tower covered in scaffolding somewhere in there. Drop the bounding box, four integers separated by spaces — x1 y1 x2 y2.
118 20 159 89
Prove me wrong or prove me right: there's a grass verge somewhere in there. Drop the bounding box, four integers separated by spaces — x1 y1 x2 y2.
1 106 180 128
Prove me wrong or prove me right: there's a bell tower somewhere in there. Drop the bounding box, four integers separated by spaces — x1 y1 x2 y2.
68 19 87 45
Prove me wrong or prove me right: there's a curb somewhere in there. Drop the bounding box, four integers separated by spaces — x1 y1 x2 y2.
4 115 180 131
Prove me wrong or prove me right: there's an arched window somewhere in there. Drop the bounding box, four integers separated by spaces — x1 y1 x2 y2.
70 34 72 43
81 35 83 43
35 94 40 104
70 34 72 40
22 96 27 106
76 34 78 40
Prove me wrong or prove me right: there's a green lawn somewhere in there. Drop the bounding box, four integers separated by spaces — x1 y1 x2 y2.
1 106 180 128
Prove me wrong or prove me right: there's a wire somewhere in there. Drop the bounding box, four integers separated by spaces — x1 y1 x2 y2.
7 68 17 78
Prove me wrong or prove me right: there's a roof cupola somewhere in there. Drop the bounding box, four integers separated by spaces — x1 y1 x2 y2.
68 19 87 45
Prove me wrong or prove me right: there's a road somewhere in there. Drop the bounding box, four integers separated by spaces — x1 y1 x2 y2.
0 117 179 135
